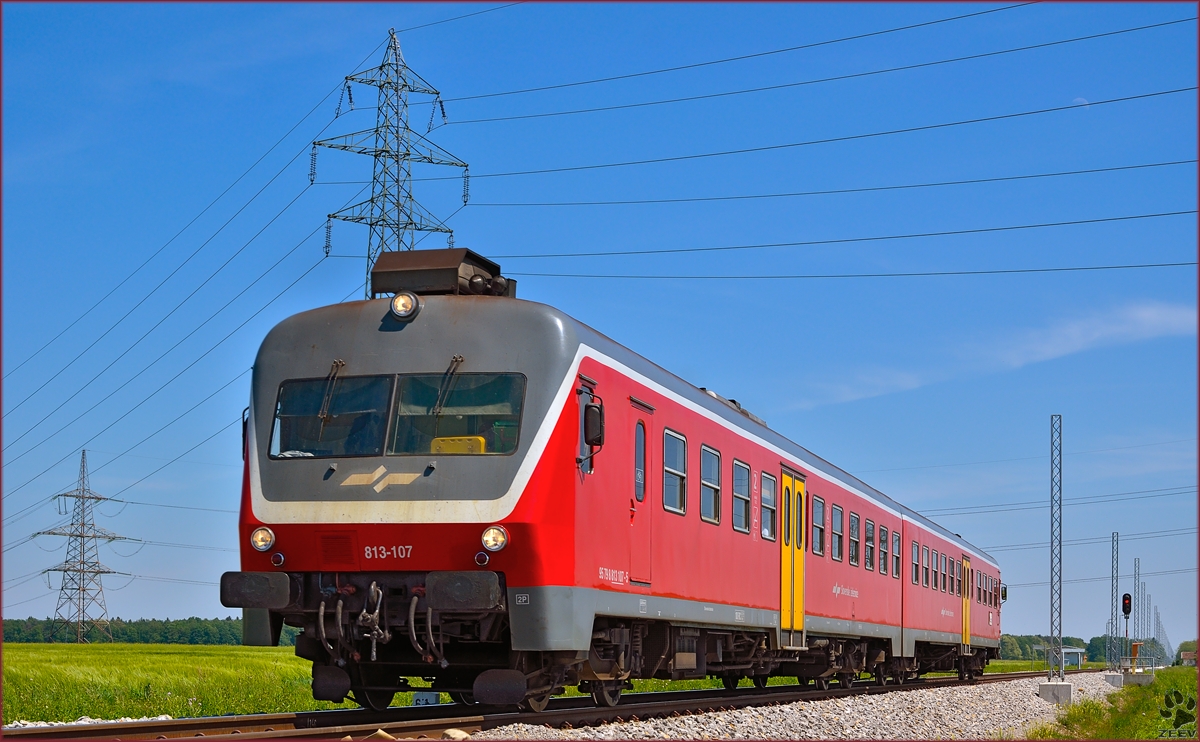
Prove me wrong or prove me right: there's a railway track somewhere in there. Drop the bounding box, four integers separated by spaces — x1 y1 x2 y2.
5 670 1089 741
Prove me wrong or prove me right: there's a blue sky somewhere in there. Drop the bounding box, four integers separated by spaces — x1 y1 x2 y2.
3 3 1196 646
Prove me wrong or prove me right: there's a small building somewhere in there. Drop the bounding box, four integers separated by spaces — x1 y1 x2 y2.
1181 651 1196 667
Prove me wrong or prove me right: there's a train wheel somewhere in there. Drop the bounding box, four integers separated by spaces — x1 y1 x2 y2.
721 676 741 691
814 676 830 691
837 673 855 688
875 667 889 686
752 675 769 690
591 680 622 707
449 691 477 705
520 693 551 713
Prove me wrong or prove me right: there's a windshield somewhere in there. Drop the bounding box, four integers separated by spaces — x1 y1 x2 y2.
388 373 526 455
270 375 393 458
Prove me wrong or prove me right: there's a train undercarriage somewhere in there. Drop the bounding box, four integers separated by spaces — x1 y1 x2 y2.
252 570 994 711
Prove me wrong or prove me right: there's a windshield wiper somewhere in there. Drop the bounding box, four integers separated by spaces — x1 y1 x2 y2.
317 359 346 441
431 354 464 437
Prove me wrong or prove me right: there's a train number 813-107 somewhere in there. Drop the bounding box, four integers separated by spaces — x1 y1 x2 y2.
364 545 413 559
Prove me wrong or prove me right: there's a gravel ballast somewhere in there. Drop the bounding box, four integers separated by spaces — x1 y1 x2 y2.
473 672 1115 740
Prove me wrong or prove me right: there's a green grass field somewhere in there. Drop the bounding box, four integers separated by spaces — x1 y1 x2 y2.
1029 666 1199 739
1 645 361 724
0 643 1110 725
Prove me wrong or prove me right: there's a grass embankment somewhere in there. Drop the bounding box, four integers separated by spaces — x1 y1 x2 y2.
1029 666 1199 739
1 645 361 724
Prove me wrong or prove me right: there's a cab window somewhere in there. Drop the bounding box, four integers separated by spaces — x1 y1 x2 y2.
389 373 526 456
271 375 393 458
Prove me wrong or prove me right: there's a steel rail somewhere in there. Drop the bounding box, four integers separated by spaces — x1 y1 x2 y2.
4 669 1091 740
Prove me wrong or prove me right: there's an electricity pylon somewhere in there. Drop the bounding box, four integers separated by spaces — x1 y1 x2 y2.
314 28 469 296
36 451 127 642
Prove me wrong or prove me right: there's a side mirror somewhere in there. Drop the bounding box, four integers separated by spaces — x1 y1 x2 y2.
584 402 605 447
1000 584 1007 603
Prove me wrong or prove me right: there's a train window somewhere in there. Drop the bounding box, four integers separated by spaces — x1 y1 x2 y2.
922 546 930 587
783 485 792 545
893 532 901 578
941 554 948 592
865 520 875 571
911 541 919 584
388 373 527 456
977 571 982 603
760 473 777 541
811 496 825 555
878 525 887 575
700 447 721 525
663 430 687 514
955 560 961 596
732 461 751 533
634 422 646 502
271 375 393 459
831 505 844 561
848 513 860 567
930 549 938 588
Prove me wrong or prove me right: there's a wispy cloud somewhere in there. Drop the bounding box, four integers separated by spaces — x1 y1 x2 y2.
978 302 1197 370
793 302 1196 409
792 366 929 409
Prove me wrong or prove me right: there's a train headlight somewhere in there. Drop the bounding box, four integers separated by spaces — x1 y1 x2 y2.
250 527 275 552
390 291 420 320
481 525 508 552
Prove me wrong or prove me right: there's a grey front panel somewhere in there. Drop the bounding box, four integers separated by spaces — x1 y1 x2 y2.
507 586 780 652
252 296 577 505
804 615 902 657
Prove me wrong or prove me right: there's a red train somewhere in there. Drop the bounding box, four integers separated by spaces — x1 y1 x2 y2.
221 249 1002 711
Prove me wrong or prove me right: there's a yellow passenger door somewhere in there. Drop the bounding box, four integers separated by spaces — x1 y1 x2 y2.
961 556 972 648
780 470 805 648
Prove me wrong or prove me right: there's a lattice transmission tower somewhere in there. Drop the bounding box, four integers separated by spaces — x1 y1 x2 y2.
36 451 128 642
314 28 470 296
1048 414 1064 681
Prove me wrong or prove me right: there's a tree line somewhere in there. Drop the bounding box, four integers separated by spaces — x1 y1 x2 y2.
2 616 299 645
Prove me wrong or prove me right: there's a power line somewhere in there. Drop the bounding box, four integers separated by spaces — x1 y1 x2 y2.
455 160 1195 207
1007 567 1196 589
853 436 1198 475
3 198 321 461
510 262 1196 281
984 527 1196 553
393 2 524 34
496 210 1195 260
416 87 1196 183
2 370 248 529
925 485 1196 517
441 3 1037 103
106 500 237 515
2 252 325 503
448 17 1196 125
2 160 317 423
1 2 518 381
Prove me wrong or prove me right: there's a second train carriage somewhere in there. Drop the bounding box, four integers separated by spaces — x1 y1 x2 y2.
221 249 1002 710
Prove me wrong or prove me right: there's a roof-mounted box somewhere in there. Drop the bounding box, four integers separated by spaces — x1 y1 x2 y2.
369 248 516 298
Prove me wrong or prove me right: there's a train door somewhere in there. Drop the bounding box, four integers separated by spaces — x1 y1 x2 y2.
780 469 806 648
961 556 971 648
630 415 652 584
